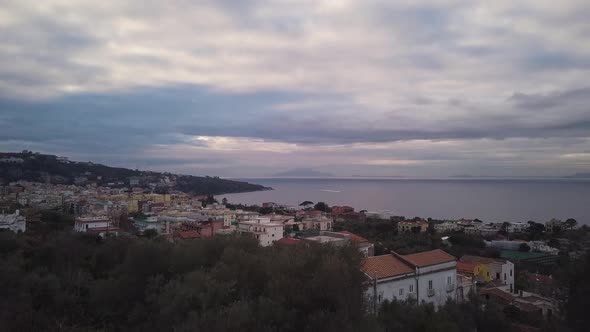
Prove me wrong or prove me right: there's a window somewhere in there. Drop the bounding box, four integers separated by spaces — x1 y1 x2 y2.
510 269 512 277
447 276 452 285
399 288 404 296
428 280 433 289
409 284 414 293
496 273 500 279
504 273 506 281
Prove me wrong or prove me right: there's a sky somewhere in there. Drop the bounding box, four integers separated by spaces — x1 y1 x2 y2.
1 0 590 178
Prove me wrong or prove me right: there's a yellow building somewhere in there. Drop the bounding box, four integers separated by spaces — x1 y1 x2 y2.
457 261 492 282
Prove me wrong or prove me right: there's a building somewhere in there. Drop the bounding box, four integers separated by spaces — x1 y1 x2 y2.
304 231 350 246
134 215 165 234
338 231 375 257
128 177 140 186
302 216 332 231
460 255 515 292
506 222 529 233
397 220 429 233
479 286 558 318
0 210 26 233
331 205 354 216
544 219 563 233
237 217 283 246
456 274 476 301
74 216 119 237
434 221 459 233
457 261 492 282
362 249 457 308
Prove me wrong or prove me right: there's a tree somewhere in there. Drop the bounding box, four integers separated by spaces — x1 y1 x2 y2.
221 197 228 205
200 195 218 207
519 243 531 252
314 201 330 212
500 222 510 235
527 221 545 240
565 218 578 230
142 229 158 238
299 201 313 208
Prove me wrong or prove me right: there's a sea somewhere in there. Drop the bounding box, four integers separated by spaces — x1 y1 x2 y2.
219 178 590 224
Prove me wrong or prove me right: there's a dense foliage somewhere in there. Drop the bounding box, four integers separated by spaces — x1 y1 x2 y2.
0 231 366 332
0 151 266 195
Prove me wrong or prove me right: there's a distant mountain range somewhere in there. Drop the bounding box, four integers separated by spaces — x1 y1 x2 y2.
272 168 333 177
452 173 590 179
564 173 590 179
0 151 268 195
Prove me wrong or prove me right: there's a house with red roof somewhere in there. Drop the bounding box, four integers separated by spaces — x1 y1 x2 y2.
460 255 515 292
338 231 374 257
74 216 119 237
361 249 458 308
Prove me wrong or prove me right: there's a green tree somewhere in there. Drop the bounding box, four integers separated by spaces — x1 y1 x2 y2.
565 218 578 230
143 229 158 238
299 200 314 208
314 201 330 212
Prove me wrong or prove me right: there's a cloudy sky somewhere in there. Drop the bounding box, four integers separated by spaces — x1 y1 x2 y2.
1 0 590 177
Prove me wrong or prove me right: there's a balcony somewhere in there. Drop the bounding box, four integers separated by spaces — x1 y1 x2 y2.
446 283 455 292
427 288 435 297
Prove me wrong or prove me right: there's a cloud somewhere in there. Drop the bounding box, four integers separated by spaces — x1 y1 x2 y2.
0 0 589 176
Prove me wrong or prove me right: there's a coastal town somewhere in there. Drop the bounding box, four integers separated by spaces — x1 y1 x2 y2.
2 176 586 331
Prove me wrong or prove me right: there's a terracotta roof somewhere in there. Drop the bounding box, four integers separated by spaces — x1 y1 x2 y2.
479 287 515 304
179 230 200 239
338 231 369 244
515 301 542 313
527 273 553 285
276 238 302 246
460 255 506 265
361 254 414 279
401 249 456 267
457 261 477 273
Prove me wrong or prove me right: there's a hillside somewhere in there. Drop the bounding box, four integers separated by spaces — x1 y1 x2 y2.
0 151 268 195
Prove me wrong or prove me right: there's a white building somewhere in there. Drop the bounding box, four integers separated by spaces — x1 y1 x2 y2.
460 255 515 292
134 215 165 234
0 210 26 233
506 222 529 233
74 216 119 237
434 221 459 233
237 217 283 246
362 249 457 308
544 219 562 233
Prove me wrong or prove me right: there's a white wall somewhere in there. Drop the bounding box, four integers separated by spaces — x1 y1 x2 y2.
417 268 456 306
369 266 457 308
373 275 417 304
501 261 515 292
74 221 110 232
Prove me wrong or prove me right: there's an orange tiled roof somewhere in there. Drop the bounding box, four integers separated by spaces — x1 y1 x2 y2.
457 261 477 273
338 231 369 244
361 254 414 279
179 230 200 239
401 249 456 267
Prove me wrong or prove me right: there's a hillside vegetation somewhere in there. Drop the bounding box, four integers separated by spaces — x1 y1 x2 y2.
0 151 267 195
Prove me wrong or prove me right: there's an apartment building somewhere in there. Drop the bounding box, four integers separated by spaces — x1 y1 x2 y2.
362 249 457 308
237 217 283 246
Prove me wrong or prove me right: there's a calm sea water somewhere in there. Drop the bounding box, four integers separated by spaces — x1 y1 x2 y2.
220 178 590 224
